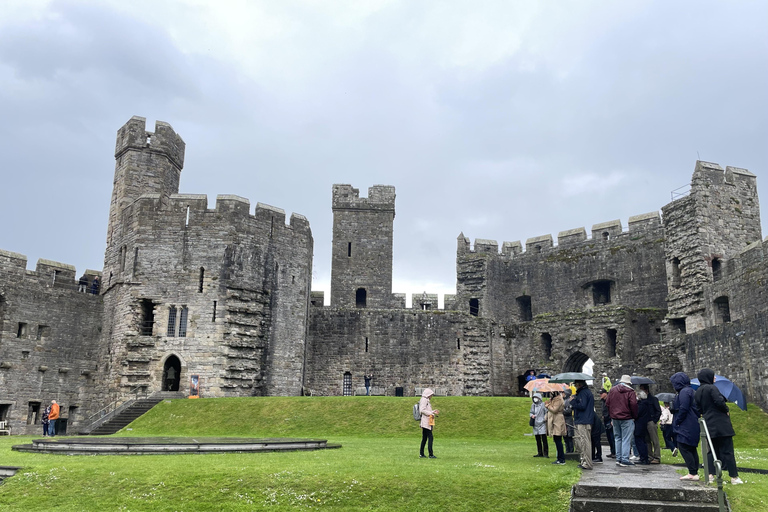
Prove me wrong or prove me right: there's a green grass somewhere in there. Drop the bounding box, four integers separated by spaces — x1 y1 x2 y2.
0 397 766 511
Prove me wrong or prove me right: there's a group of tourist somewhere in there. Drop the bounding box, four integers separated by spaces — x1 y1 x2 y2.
41 399 59 437
525 369 742 485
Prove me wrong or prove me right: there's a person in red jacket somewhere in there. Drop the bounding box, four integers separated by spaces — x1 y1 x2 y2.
605 375 638 467
48 400 60 437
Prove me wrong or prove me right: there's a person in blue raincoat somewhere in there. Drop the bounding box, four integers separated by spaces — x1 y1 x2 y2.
670 372 700 481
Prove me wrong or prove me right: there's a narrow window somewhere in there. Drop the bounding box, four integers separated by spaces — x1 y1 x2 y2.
185 206 190 227
592 281 612 305
602 232 610 240
714 296 730 324
457 338 461 349
120 245 127 272
178 306 188 337
36 325 49 340
27 402 41 425
270 216 274 237
365 337 369 353
348 242 352 257
671 257 681 288
52 269 60 286
517 295 532 322
21 350 30 359
212 301 217 322
606 329 617 358
17 322 27 338
540 333 553 359
670 318 687 334
140 299 154 336
712 258 722 282
133 247 139 275
199 267 205 293
0 404 11 421
356 288 367 308
342 372 352 396
469 298 479 317
167 306 177 337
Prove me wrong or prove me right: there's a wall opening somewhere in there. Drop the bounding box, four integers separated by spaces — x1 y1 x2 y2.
212 301 217 322
347 242 352 257
178 306 188 337
712 258 722 282
342 372 352 396
0 295 5 337
167 306 177 337
0 404 10 421
198 267 205 292
671 257 681 288
36 325 49 340
469 298 479 317
457 338 461 349
592 280 612 306
563 351 592 375
355 288 367 308
68 406 78 425
365 337 369 353
162 355 181 391
27 401 40 425
133 247 139 275
17 322 27 338
714 296 731 324
606 329 617 358
670 318 686 334
602 232 610 240
517 295 532 322
540 332 552 359
139 299 154 336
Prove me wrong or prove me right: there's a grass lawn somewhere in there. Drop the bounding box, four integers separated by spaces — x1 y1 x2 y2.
0 397 766 511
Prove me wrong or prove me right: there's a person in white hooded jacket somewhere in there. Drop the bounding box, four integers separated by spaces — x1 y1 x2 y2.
419 388 440 458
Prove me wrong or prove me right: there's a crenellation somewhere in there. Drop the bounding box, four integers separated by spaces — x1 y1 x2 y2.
473 239 498 254
501 241 522 257
525 234 553 252
591 219 622 240
628 211 661 231
557 227 587 246
254 202 286 226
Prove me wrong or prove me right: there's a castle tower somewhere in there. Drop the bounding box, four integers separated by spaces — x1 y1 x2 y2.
330 185 396 309
104 116 185 281
662 161 761 333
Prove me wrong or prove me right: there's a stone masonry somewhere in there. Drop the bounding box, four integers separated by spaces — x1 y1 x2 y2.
1 116 767 434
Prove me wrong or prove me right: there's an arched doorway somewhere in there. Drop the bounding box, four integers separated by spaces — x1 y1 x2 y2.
563 351 593 379
162 355 181 391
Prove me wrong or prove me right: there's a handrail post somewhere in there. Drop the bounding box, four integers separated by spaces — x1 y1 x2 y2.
699 417 727 512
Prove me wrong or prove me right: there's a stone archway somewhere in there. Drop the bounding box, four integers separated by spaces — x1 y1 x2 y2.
563 351 591 373
162 355 181 391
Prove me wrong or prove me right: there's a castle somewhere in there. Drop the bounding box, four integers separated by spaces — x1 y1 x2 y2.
1 116 767 434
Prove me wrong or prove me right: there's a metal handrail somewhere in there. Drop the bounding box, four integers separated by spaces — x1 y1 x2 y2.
699 417 727 512
79 385 149 433
671 183 691 201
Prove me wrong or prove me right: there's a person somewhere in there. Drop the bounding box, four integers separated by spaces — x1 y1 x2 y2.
418 388 439 458
606 374 638 467
591 405 605 464
670 372 700 481
42 404 51 436
634 388 651 465
601 373 613 392
598 389 616 459
530 393 548 458
525 370 537 382
48 400 60 437
545 390 567 465
364 374 372 396
166 366 177 391
694 369 743 485
640 383 661 464
91 276 100 295
78 274 88 293
660 401 676 453
570 379 595 470
569 382 577 396
563 388 575 453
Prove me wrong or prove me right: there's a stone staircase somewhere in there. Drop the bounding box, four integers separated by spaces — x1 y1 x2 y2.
570 460 726 512
86 397 165 435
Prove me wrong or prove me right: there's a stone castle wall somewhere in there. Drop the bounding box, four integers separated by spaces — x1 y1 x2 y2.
0 250 103 434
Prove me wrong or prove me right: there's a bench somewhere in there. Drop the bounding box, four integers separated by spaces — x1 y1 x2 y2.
0 421 10 435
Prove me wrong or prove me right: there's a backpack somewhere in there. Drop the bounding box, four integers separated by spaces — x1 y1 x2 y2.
413 402 421 421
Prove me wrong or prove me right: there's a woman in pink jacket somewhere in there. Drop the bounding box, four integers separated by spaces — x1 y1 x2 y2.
419 388 440 458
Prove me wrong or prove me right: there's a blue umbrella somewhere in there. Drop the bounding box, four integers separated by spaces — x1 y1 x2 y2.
690 375 747 411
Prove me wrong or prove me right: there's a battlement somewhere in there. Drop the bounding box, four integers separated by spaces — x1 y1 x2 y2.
0 249 100 291
460 210 662 258
332 184 396 212
691 160 757 190
114 116 185 169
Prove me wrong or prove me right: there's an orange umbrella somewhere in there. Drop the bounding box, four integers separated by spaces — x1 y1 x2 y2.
524 378 568 393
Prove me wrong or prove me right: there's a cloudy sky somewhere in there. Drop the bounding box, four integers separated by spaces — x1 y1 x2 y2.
1 0 766 306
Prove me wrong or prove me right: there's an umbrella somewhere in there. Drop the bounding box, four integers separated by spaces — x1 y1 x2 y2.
524 378 568 393
537 373 551 379
690 375 747 411
631 376 655 385
656 392 676 403
549 372 593 384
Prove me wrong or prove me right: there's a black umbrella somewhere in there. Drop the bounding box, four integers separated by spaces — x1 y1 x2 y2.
656 392 676 403
630 376 655 385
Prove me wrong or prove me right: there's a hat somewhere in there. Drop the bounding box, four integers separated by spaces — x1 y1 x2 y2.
599 388 609 395
619 375 632 385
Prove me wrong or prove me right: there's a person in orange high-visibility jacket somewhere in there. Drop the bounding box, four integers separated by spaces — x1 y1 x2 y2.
48 400 60 437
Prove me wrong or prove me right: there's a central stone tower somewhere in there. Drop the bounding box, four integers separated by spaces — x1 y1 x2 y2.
330 185 396 309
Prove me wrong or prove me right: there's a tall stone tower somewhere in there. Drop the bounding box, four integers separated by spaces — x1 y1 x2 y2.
662 161 761 333
330 185 396 309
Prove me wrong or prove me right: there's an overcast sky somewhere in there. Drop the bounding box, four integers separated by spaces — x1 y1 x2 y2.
1 0 766 306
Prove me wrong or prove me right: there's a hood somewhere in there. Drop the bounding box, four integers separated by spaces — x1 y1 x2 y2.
670 372 691 392
697 369 715 386
421 388 434 398
533 393 542 402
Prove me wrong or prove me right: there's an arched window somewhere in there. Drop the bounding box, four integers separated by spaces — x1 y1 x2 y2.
356 288 367 308
342 372 353 396
167 306 177 337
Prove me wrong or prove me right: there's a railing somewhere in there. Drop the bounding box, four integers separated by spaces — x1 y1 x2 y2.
78 385 149 434
671 183 691 201
699 417 728 512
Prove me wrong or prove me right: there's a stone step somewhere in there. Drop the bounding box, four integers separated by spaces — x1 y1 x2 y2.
570 497 721 512
573 483 717 503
